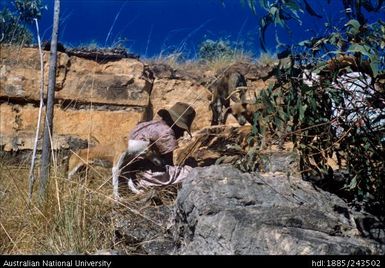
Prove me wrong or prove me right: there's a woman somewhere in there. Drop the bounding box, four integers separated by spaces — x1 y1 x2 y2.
113 102 196 197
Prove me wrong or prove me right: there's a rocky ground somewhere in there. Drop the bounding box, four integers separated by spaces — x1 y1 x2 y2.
110 126 385 255
112 138 385 255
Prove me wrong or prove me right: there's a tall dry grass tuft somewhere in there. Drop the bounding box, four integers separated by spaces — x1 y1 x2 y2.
0 156 115 254
146 47 186 70
203 50 253 74
255 52 277 67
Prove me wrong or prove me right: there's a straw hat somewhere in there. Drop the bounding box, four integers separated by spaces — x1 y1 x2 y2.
157 102 196 135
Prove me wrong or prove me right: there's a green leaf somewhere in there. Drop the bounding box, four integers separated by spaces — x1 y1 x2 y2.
345 19 361 33
259 16 271 51
344 175 358 191
369 57 379 77
347 43 372 58
270 6 278 16
274 116 282 129
298 40 312 47
247 0 257 14
299 103 307 122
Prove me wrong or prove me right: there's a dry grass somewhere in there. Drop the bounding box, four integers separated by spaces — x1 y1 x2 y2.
1 43 183 255
147 51 185 70
0 156 115 254
0 41 117 254
145 49 277 82
144 48 255 82
255 52 277 67
0 152 181 254
202 49 253 74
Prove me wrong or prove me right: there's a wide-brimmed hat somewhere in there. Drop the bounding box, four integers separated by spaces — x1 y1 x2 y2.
157 102 196 136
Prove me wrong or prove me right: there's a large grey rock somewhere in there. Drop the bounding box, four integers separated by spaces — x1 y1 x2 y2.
173 165 385 255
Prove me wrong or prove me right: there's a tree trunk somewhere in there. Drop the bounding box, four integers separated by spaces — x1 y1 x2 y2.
29 18 45 201
39 0 61 201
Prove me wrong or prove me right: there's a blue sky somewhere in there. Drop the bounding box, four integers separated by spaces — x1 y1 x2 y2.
3 0 385 58
40 0 261 57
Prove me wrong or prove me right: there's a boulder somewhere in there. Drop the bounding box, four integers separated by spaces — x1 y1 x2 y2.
173 165 385 255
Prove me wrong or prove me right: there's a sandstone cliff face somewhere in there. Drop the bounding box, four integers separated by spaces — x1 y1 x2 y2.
0 46 151 151
0 46 273 153
0 47 149 105
0 46 215 152
0 103 143 151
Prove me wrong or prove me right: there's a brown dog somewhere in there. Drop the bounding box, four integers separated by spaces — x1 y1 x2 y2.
67 140 126 179
209 70 247 125
229 102 290 149
227 102 264 126
67 139 163 198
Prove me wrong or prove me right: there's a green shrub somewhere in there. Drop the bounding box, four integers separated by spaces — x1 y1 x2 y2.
0 0 45 45
0 8 33 44
249 19 385 213
240 0 385 213
198 39 235 61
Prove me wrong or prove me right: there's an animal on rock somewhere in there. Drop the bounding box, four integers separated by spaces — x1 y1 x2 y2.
209 70 247 125
227 102 263 126
67 139 163 195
